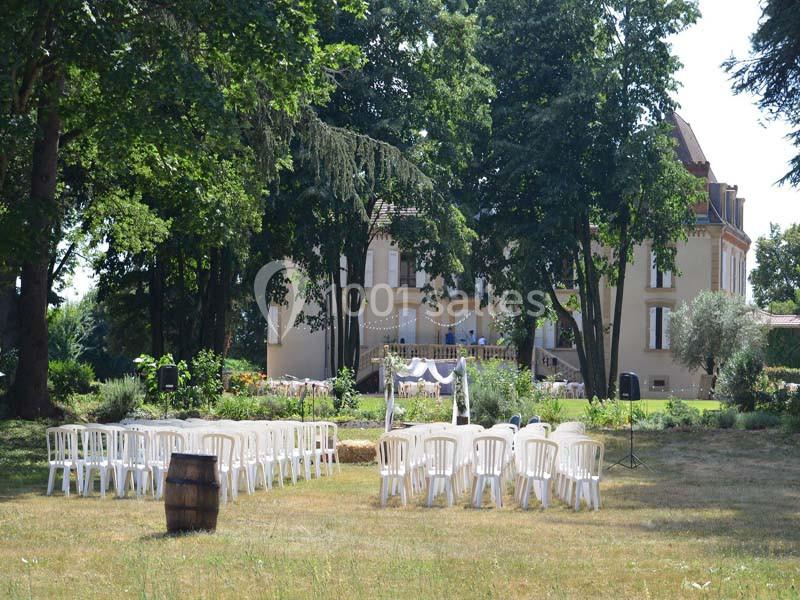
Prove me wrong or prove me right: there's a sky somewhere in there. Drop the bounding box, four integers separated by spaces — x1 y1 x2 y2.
671 0 799 300
64 0 798 302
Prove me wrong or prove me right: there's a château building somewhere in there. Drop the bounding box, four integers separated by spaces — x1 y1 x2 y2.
267 112 750 398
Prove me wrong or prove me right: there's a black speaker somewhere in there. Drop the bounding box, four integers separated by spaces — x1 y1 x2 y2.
619 372 641 401
158 364 179 392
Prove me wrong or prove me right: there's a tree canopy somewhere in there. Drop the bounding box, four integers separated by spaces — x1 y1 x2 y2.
271 0 492 376
725 0 800 185
669 290 766 377
0 0 754 416
472 0 704 398
1 0 368 416
750 223 800 309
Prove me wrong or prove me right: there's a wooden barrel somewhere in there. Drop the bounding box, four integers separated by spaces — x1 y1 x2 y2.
164 453 220 533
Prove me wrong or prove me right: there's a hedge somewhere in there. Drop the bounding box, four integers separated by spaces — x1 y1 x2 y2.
764 366 800 384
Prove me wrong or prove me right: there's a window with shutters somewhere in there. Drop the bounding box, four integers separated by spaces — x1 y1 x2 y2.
648 305 671 350
558 259 576 289
364 250 374 288
721 249 729 291
398 252 415 287
649 250 672 289
415 268 427 289
388 250 399 287
741 256 747 294
556 316 574 349
542 320 556 349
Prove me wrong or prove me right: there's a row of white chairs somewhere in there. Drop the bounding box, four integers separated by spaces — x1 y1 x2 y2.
377 421 604 511
46 419 340 504
397 380 442 401
247 379 332 398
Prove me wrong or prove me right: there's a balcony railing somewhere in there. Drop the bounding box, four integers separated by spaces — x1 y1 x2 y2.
357 343 517 381
533 347 582 382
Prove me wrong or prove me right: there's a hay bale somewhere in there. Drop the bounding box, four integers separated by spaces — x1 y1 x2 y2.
337 439 377 463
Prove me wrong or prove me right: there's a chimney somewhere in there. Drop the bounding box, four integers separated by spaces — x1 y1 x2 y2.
708 183 724 222
736 197 745 230
725 188 737 224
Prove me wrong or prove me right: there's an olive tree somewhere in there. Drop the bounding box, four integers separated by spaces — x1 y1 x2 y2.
669 290 767 378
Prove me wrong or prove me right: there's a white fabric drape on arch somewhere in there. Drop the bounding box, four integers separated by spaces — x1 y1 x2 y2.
384 357 470 431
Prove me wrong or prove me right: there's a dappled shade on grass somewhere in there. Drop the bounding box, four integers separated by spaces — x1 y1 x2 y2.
0 421 799 597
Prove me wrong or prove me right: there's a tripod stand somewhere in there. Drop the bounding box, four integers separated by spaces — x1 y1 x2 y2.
607 397 649 470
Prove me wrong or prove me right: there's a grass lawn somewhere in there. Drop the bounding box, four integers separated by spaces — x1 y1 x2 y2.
2 420 799 598
358 394 721 419
338 426 385 442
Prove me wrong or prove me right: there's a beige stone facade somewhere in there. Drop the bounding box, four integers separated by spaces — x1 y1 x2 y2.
542 113 750 397
266 240 498 382
267 113 750 398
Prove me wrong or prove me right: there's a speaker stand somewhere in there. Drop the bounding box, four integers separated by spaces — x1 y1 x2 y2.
607 399 649 471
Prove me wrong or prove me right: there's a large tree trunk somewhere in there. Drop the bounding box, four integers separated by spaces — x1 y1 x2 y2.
12 65 64 419
149 258 165 358
511 310 536 371
197 247 233 357
343 246 367 374
176 251 188 361
327 280 336 377
516 331 534 372
213 248 232 357
333 276 345 373
578 218 608 399
199 249 218 351
607 229 630 399
0 269 20 352
548 216 611 401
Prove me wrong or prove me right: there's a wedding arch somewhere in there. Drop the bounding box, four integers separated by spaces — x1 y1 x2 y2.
380 351 470 431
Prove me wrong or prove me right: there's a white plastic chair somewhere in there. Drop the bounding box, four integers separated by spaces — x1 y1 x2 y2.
567 440 604 511
82 427 113 497
423 436 458 507
523 422 551 437
317 422 339 475
253 424 280 490
278 422 302 484
554 421 586 435
300 423 320 480
46 427 83 496
200 432 237 504
394 428 426 493
117 429 153 498
491 423 518 435
550 432 588 502
231 430 257 495
471 434 507 508
98 424 125 494
513 429 543 486
152 430 185 499
517 438 558 509
489 425 516 483
377 434 412 507
452 426 481 494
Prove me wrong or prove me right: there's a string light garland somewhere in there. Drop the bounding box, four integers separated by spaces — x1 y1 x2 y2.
361 310 477 332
